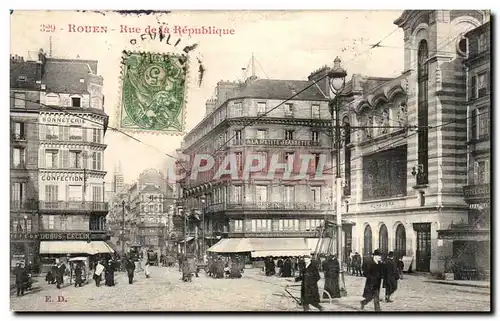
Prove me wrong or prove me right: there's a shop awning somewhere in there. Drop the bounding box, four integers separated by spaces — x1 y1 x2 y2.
306 238 336 254
207 238 253 253
250 238 310 258
39 241 115 255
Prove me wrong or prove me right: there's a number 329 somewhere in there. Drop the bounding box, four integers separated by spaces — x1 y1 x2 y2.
40 24 56 32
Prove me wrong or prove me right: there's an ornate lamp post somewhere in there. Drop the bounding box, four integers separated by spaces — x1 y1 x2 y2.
200 194 206 260
327 56 347 283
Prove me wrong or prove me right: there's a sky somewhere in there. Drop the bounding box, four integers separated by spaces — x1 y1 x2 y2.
10 10 405 185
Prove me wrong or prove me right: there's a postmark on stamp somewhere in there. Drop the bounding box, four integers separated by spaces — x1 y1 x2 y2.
119 51 187 134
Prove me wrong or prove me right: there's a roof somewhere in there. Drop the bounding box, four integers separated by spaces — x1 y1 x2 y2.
234 79 327 102
140 185 162 194
42 58 99 94
10 60 41 90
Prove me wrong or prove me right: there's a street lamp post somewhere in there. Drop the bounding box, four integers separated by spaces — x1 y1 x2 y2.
327 57 347 283
200 195 206 260
121 200 126 256
81 151 88 204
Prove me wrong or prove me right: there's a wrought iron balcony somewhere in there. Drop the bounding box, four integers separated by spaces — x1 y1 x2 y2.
11 133 26 141
205 201 331 213
38 201 108 212
10 200 38 211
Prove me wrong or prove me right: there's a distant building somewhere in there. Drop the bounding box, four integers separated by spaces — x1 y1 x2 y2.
112 162 124 193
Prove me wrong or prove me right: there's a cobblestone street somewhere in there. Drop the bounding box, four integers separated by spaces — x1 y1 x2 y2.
10 266 490 312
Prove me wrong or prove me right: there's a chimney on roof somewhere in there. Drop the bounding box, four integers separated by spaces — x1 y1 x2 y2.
205 98 217 115
352 74 363 92
308 65 330 98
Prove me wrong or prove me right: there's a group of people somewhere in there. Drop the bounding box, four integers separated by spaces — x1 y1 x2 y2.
264 257 301 277
45 260 67 289
360 250 401 311
206 256 243 279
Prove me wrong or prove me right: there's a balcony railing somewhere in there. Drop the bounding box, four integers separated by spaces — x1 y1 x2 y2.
11 161 26 169
10 200 38 211
11 133 26 141
205 201 331 213
463 183 490 200
39 201 108 211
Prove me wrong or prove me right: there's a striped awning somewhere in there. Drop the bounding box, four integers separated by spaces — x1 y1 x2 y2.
39 241 114 255
250 238 310 258
207 238 253 253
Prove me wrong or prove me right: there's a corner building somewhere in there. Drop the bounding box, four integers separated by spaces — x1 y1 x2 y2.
342 10 490 274
37 57 111 259
179 76 340 258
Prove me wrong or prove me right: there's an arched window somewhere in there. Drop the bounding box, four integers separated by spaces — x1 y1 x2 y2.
363 225 373 257
379 224 389 254
417 40 429 185
343 116 351 196
395 224 407 258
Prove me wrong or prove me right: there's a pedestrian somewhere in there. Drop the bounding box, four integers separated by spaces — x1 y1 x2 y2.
145 262 151 278
295 256 323 312
383 251 400 302
14 263 27 296
56 260 66 289
74 263 83 287
182 258 192 282
105 260 116 286
94 261 105 287
126 259 136 284
353 252 362 276
397 257 404 279
281 257 293 277
360 249 383 311
323 255 341 299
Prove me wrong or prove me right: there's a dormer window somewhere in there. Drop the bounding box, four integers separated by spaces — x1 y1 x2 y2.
72 97 81 107
45 94 59 106
17 76 27 82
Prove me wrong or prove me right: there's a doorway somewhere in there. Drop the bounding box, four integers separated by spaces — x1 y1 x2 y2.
414 223 431 272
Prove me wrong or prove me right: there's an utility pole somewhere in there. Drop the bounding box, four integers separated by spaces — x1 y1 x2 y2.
121 200 126 256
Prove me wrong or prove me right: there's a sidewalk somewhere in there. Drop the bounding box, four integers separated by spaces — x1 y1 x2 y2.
424 279 490 289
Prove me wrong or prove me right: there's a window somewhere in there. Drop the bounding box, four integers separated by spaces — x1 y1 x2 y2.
285 103 294 116
68 185 82 201
251 219 272 232
474 160 490 184
45 185 58 202
312 153 320 171
312 104 320 118
71 97 81 107
305 219 322 231
417 40 429 185
233 185 242 203
11 182 26 208
47 215 55 230
257 102 266 114
12 147 25 168
45 150 59 169
234 220 243 232
285 152 294 172
477 108 489 139
69 151 81 168
69 126 82 140
362 146 407 200
92 128 101 143
284 186 295 203
256 151 267 169
92 186 102 202
12 122 25 140
234 103 242 117
311 186 321 203
60 216 68 230
344 148 351 195
278 219 299 231
235 152 243 171
234 130 242 145
477 72 488 98
92 152 102 170
46 125 59 140
256 185 268 202
311 130 319 143
285 130 294 140
14 93 26 109
257 129 267 139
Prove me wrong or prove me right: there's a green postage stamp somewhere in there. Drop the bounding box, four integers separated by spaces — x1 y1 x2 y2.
119 51 187 134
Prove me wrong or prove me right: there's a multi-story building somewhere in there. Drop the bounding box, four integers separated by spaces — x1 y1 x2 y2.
37 56 111 258
10 52 43 267
437 20 491 279
343 10 490 274
177 74 342 258
112 162 124 193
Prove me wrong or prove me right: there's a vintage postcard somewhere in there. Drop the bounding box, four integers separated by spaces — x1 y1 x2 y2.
9 10 491 312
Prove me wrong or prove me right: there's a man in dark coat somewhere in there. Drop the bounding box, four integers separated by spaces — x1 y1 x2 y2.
281 258 292 277
56 261 66 289
126 259 136 284
295 257 323 311
14 263 27 296
383 251 399 302
352 253 362 277
323 255 341 299
74 263 83 287
360 249 383 311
